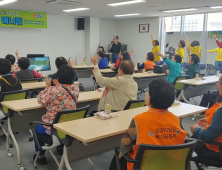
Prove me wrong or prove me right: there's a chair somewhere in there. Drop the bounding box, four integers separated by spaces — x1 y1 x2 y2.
199 64 207 76
124 100 145 110
20 78 42 98
206 64 216 75
0 90 29 146
20 78 42 84
103 67 111 69
115 139 196 170
191 139 222 170
30 105 93 169
172 76 187 94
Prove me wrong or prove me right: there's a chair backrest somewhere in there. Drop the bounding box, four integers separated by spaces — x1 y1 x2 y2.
133 140 196 170
173 76 187 91
0 90 29 115
182 63 190 69
124 100 145 110
103 67 111 69
20 78 42 84
199 64 206 70
52 105 90 140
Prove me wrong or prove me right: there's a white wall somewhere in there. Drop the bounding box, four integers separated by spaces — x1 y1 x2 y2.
99 19 117 52
0 14 85 75
116 17 160 64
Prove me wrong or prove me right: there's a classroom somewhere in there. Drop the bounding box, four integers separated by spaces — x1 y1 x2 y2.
0 0 222 170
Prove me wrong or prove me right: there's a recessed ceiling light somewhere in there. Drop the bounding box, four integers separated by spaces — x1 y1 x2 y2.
162 8 197 12
210 6 222 9
114 13 140 17
108 0 146 7
0 0 17 6
63 8 90 12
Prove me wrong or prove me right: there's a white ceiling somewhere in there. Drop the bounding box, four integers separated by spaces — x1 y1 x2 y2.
2 0 222 19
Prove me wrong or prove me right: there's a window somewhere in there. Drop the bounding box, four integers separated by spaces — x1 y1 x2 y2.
165 16 181 32
184 14 204 31
208 12 222 31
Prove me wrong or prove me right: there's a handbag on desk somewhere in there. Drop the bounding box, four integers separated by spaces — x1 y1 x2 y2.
154 66 163 73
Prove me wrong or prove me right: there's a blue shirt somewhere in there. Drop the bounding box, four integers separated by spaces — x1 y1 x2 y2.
194 107 222 142
164 58 182 83
98 57 108 69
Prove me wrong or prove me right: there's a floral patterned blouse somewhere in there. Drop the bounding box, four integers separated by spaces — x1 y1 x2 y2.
37 84 79 134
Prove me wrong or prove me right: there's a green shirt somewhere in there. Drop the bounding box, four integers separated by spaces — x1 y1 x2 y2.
186 64 200 79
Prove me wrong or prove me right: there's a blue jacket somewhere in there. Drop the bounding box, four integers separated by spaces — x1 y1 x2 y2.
164 58 182 83
194 107 222 142
98 57 108 69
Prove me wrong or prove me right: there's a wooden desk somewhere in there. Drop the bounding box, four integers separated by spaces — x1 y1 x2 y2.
177 75 218 103
54 103 207 170
1 91 102 112
100 69 116 78
177 75 220 86
22 82 80 90
133 73 166 90
72 65 94 69
72 65 94 78
1 91 102 167
177 75 218 120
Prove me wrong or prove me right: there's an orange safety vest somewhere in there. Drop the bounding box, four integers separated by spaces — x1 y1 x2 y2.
204 103 222 152
127 108 187 170
144 61 156 70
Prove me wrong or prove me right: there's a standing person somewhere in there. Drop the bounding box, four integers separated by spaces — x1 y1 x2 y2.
213 34 222 48
151 34 160 65
175 40 185 63
207 44 222 73
109 36 121 64
185 35 201 61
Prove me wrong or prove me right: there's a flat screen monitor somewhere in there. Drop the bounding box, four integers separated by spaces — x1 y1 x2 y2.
27 54 45 58
28 57 51 71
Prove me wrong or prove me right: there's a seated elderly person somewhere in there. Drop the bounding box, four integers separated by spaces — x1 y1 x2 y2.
190 75 222 161
91 56 138 111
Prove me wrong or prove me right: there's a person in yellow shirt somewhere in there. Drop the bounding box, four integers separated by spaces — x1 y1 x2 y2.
151 34 160 65
175 40 185 63
185 35 201 61
207 43 222 73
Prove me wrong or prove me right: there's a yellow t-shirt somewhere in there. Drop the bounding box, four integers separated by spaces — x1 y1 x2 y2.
175 47 185 63
151 40 160 61
186 40 201 60
207 48 222 61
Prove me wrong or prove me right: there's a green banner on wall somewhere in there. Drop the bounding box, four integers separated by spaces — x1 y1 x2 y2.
208 31 222 37
0 9 47 28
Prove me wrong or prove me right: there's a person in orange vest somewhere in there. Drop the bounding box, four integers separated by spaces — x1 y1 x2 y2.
191 75 222 161
137 52 156 71
109 79 187 170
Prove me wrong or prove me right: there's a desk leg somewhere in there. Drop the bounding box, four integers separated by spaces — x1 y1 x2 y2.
179 90 191 104
64 146 72 170
7 112 25 170
58 155 65 170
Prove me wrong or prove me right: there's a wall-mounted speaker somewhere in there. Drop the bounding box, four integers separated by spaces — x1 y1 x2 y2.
78 18 85 30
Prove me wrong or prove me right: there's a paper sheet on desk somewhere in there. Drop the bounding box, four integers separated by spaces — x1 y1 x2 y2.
94 111 119 120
